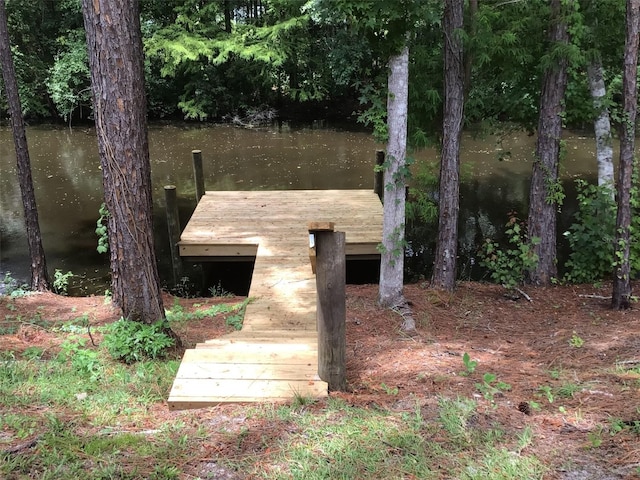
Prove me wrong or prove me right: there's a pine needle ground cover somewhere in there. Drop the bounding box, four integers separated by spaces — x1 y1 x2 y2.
1 284 639 479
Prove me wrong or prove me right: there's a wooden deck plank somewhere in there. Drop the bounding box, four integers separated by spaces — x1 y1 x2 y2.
180 346 318 364
174 362 321 380
168 189 381 409
168 379 328 410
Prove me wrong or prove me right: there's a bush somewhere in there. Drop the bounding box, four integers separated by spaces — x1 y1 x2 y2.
103 318 175 364
479 213 539 288
563 180 616 283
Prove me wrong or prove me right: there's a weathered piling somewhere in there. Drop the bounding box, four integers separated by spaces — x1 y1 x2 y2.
309 222 346 392
192 149 205 203
164 185 183 286
374 150 385 202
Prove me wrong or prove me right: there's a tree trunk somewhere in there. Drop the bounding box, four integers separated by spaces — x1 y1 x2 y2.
378 46 409 310
82 0 165 323
587 58 614 189
432 0 464 291
612 0 640 310
224 0 232 33
0 0 50 292
526 0 569 286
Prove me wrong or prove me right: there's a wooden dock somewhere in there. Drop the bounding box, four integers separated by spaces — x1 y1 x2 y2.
167 190 383 409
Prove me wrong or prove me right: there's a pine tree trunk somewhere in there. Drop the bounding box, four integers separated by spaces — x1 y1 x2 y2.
432 0 464 291
378 45 409 310
526 0 569 286
82 0 165 323
587 58 614 189
0 0 50 292
612 0 640 310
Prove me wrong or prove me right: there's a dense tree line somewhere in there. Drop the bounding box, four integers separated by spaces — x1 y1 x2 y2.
0 0 631 131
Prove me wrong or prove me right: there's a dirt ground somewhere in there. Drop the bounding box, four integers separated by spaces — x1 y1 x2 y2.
1 282 640 479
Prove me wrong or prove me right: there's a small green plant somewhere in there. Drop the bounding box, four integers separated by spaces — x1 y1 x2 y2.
209 281 233 298
537 385 554 404
587 426 604 448
58 337 103 380
225 311 244 330
53 269 74 295
96 202 110 254
102 318 175 363
479 213 540 288
1 272 30 298
461 352 478 376
609 417 640 436
569 332 584 348
380 383 399 395
476 372 511 406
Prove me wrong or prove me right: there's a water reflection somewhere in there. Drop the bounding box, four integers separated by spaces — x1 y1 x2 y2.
1 123 604 292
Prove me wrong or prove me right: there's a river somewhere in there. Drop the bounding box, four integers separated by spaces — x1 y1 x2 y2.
0 123 603 294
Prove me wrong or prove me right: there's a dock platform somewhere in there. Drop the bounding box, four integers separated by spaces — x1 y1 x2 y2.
167 189 382 409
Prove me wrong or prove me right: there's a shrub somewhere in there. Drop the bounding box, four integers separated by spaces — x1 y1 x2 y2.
563 180 616 283
103 318 175 363
479 213 539 288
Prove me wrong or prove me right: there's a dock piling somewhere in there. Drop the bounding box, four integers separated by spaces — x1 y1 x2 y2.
310 223 346 392
192 150 205 202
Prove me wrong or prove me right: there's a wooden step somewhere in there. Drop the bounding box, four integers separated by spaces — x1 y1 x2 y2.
168 378 328 410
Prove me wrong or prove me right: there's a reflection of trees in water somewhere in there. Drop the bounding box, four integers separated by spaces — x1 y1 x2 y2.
405 173 597 281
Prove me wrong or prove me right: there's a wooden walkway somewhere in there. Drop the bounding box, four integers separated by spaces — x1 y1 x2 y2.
167 190 382 410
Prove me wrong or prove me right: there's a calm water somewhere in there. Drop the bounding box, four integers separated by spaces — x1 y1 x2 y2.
0 123 603 292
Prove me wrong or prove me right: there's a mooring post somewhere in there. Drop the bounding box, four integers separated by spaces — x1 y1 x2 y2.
309 222 346 392
192 149 205 203
374 149 385 202
164 185 183 286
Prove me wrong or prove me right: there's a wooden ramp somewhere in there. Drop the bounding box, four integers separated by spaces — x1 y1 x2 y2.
168 190 382 409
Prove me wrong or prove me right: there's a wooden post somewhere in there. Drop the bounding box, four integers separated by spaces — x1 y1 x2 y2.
192 149 205 203
164 185 183 286
374 150 385 202
309 222 346 392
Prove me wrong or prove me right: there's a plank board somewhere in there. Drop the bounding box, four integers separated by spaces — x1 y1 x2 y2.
168 189 382 409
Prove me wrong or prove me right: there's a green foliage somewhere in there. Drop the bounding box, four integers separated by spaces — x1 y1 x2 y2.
479 213 540 288
0 272 31 298
58 336 103 380
95 203 109 254
461 352 478 376
46 29 91 123
475 373 511 406
53 269 74 295
563 181 616 283
102 318 175 364
568 332 584 348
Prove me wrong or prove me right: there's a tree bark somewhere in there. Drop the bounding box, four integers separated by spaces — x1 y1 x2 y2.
612 0 640 310
526 0 569 286
82 0 165 323
432 0 464 291
378 44 412 328
587 58 614 189
0 0 50 291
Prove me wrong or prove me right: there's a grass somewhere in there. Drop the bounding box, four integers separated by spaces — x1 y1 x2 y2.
1 348 547 480
0 339 547 480
0 294 547 479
